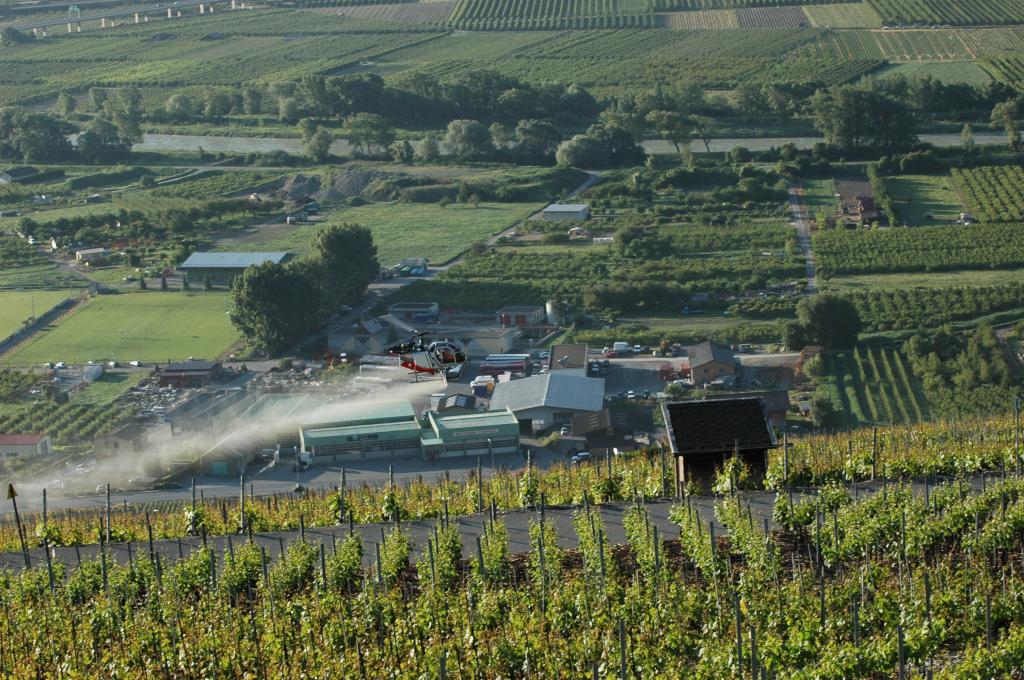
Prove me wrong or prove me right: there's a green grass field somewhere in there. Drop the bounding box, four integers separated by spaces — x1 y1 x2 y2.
874 60 993 85
2 292 237 365
0 290 74 340
219 201 541 266
885 174 964 226
801 178 840 214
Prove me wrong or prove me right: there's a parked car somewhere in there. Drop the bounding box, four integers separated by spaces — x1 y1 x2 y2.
570 452 591 465
560 425 571 436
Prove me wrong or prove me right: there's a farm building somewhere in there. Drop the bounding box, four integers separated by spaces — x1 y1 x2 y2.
454 327 523 358
662 397 777 488
567 226 590 239
299 401 422 461
687 341 737 386
496 306 545 328
96 422 145 457
571 407 654 456
422 410 520 460
489 371 604 433
158 360 223 388
388 302 439 323
0 166 38 184
296 401 520 462
178 252 295 285
542 203 590 221
0 433 52 459
75 247 109 263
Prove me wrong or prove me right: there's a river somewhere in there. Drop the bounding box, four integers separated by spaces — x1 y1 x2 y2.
132 131 1007 156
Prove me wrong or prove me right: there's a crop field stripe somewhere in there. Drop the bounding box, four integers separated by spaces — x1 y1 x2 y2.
878 348 913 422
893 350 930 421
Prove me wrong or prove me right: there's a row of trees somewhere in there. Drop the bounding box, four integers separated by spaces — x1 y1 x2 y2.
230 223 378 354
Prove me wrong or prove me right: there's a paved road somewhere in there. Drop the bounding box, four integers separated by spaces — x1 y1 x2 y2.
0 449 564 518
788 185 818 295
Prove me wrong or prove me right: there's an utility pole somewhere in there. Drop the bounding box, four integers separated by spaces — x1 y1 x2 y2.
7 483 29 568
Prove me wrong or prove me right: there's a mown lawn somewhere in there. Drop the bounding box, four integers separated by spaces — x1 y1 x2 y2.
0 290 74 340
218 201 542 266
885 174 964 226
2 292 237 365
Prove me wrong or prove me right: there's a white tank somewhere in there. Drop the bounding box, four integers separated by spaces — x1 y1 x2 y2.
545 300 559 325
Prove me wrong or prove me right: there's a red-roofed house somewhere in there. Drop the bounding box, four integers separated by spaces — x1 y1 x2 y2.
0 433 52 459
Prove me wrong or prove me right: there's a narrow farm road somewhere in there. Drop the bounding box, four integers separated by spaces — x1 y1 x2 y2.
788 184 818 295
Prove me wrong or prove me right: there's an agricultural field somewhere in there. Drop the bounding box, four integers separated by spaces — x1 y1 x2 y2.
735 5 808 28
984 56 1024 90
824 268 1024 291
7 421 1024 675
952 165 1024 222
1 292 237 366
802 2 881 28
0 9 446 107
819 346 930 426
884 174 963 226
218 201 540 266
447 0 655 30
317 1 455 24
869 0 1024 26
813 222 1024 276
0 290 74 341
873 59 992 84
0 371 144 445
656 8 737 28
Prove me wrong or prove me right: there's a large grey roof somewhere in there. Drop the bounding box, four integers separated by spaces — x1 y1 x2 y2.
543 203 588 212
489 372 604 413
688 341 734 368
180 252 293 269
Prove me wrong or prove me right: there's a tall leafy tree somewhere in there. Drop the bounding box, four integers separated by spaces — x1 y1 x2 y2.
307 222 379 305
77 118 130 164
229 262 319 355
796 293 862 349
445 119 493 160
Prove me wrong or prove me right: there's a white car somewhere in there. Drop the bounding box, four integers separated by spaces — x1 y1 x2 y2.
560 425 571 436
570 452 591 465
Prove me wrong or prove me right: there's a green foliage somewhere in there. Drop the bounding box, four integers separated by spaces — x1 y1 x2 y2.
327 533 363 591
795 293 862 349
379 527 411 587
220 542 264 599
269 540 318 598
952 165 1024 223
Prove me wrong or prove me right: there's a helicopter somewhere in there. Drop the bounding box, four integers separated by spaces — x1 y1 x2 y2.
384 331 467 376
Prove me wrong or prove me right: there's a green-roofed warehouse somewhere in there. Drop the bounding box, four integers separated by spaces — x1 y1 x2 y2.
298 402 520 462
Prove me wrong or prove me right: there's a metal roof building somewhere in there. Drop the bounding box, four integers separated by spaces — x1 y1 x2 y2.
178 251 295 284
541 203 590 221
489 372 604 433
297 401 520 462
